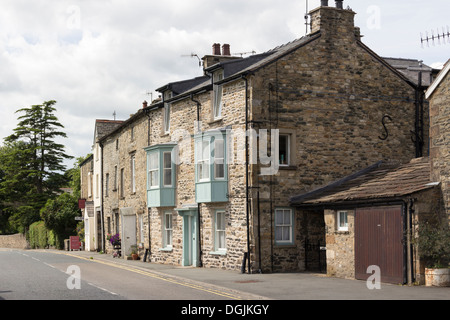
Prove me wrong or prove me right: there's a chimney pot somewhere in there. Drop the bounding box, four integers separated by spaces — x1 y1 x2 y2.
143 100 148 108
222 44 231 56
321 0 329 6
335 0 343 9
212 43 221 55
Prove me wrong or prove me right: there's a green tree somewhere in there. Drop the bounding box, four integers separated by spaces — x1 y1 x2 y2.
2 100 73 232
0 141 36 233
40 193 80 249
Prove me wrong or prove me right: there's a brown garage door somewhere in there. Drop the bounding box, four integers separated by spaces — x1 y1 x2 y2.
355 206 405 284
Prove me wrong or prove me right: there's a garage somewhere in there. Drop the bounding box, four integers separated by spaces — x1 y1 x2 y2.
355 206 405 284
290 158 442 285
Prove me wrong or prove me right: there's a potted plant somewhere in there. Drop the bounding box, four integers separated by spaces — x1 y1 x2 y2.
415 222 450 287
130 244 139 260
107 233 121 258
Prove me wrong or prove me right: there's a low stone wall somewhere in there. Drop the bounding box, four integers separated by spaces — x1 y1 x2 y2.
0 234 29 249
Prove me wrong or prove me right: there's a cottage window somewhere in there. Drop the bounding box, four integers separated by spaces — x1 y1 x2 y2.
214 210 226 252
163 151 173 187
337 211 348 231
148 152 159 188
196 139 210 182
144 143 176 207
131 155 136 193
275 208 294 245
163 91 172 134
105 173 109 197
214 139 225 179
163 211 173 249
279 134 290 166
213 71 224 119
194 131 228 203
120 168 124 198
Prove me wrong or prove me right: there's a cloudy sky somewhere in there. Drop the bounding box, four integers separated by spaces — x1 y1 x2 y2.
1 0 449 169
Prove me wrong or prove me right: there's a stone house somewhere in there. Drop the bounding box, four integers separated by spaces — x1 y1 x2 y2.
93 1 432 273
81 120 123 252
426 60 450 222
98 111 149 257
79 154 94 251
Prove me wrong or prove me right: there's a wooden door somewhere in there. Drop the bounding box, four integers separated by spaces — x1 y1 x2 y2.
355 206 405 284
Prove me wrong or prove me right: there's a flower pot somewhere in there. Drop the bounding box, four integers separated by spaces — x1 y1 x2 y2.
131 253 139 260
425 268 450 287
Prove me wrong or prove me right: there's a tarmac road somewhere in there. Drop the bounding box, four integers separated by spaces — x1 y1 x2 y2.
1 248 449 302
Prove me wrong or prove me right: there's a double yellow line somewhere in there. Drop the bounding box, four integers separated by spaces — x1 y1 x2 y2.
62 252 243 300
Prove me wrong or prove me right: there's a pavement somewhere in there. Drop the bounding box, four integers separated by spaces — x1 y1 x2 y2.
54 249 449 300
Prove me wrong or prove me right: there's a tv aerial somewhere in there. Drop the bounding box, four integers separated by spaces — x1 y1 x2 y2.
421 26 450 48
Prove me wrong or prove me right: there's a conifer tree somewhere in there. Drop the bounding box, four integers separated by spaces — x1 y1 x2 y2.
2 100 73 232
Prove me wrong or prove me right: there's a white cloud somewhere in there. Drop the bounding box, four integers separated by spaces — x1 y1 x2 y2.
0 0 449 166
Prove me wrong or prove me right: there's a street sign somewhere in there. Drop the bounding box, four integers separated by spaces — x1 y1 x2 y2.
75 216 83 221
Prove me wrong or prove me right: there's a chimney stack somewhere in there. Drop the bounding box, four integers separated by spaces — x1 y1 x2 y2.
321 0 329 6
222 44 231 56
212 43 221 56
335 0 343 9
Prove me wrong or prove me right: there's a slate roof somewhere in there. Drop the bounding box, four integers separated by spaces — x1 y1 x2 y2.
290 157 437 207
94 119 124 142
159 33 321 102
383 57 439 87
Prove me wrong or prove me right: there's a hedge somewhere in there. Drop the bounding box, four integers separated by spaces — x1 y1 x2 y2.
28 221 57 249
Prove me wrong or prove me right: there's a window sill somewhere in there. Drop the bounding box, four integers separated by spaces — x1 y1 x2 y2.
279 165 297 170
335 230 350 234
208 118 223 125
159 247 173 252
209 250 227 256
274 243 296 248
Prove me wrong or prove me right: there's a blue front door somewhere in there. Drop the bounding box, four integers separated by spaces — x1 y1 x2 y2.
177 208 199 267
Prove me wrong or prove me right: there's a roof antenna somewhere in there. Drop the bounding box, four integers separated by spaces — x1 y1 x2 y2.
181 53 202 67
421 26 450 48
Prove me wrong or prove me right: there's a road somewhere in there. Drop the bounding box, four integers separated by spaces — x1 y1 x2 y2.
0 249 254 300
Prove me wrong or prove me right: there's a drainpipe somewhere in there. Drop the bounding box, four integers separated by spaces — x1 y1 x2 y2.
100 141 105 253
191 94 203 267
145 108 152 259
242 73 251 274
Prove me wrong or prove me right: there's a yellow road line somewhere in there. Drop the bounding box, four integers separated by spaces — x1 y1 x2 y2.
59 252 242 300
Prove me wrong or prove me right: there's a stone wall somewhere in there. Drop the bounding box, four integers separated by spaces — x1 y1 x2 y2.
248 6 421 273
102 112 149 255
97 5 425 274
429 69 450 222
0 234 29 249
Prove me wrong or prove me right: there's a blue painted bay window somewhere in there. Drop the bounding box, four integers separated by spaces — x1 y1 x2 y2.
195 130 228 203
144 143 176 207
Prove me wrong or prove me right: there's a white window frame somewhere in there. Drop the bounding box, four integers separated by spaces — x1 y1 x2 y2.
131 155 136 193
196 139 210 182
337 211 348 232
279 134 291 166
213 70 224 119
163 91 172 134
162 211 173 250
214 210 226 252
163 151 173 187
275 208 294 245
214 138 225 180
148 152 159 189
